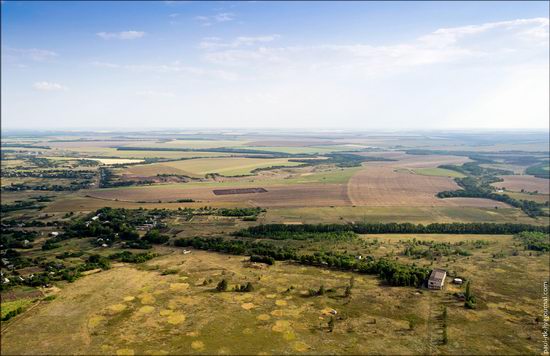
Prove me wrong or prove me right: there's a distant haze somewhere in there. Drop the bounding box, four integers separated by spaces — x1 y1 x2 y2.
1 1 549 130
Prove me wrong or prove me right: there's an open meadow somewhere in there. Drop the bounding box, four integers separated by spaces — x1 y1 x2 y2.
1 235 547 355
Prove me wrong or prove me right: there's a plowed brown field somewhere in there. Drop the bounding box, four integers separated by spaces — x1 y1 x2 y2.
352 152 471 168
87 183 351 208
347 166 508 207
492 175 549 194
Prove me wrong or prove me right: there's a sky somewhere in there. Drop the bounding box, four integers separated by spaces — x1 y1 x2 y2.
1 1 549 130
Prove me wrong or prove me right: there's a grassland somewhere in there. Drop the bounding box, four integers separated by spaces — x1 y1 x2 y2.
123 158 304 177
1 299 33 319
234 145 357 154
45 157 144 165
2 235 547 355
504 192 550 204
51 147 237 160
262 206 542 224
124 139 251 149
397 167 466 178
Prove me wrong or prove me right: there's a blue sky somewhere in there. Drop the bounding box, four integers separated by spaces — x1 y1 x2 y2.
2 1 549 130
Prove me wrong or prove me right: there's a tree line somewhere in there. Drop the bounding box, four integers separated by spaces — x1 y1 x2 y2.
235 222 549 236
174 236 429 287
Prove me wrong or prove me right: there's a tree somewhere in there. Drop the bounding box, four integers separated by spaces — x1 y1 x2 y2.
119 229 139 241
464 281 476 308
328 317 335 332
442 306 448 344
318 285 325 296
143 229 169 244
344 285 352 298
244 282 254 292
216 279 228 292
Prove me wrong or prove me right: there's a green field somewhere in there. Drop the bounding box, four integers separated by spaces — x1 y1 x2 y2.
234 145 355 155
123 157 305 177
397 168 466 178
262 206 539 224
1 299 33 319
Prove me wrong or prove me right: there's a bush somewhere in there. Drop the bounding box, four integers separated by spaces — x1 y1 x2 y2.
143 229 169 244
1 307 23 321
216 279 228 292
250 255 275 265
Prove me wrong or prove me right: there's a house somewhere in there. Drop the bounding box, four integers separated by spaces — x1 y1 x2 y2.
428 269 447 290
49 231 59 237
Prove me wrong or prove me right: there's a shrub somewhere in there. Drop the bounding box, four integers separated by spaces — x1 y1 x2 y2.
216 279 228 292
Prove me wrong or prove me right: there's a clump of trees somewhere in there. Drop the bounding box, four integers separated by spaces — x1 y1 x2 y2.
308 285 326 297
514 231 549 252
1 307 24 321
174 237 429 287
436 162 547 217
217 207 263 217
250 255 275 265
402 240 473 260
142 229 169 244
464 281 476 309
0 200 43 213
216 279 228 292
1 229 38 249
108 251 157 263
236 222 548 236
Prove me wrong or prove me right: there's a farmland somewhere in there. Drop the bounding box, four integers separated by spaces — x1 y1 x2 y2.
122 157 304 177
1 130 549 355
492 175 550 195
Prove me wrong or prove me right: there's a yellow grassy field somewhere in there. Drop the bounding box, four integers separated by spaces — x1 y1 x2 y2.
124 158 304 177
1 244 546 355
124 139 250 149
45 147 237 159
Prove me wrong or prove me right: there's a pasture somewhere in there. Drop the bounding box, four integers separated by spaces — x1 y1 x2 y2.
397 168 466 178
1 236 546 355
122 158 304 177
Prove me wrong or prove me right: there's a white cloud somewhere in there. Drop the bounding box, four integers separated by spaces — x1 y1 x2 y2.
32 82 68 91
91 60 239 81
7 17 547 130
195 12 234 26
3 47 58 62
199 35 280 49
419 17 549 47
97 31 145 40
200 17 548 78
